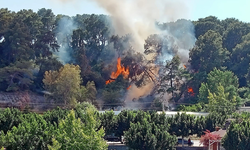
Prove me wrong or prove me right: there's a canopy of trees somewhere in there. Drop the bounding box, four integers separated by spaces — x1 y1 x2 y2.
0 103 108 150
1 7 250 110
0 106 231 150
1 5 250 149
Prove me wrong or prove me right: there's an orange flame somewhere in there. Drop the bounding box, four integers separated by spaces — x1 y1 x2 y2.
106 57 130 85
188 87 195 96
183 65 187 69
105 79 115 84
127 85 132 90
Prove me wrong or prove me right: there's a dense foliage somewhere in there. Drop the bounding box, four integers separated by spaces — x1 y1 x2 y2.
0 107 231 149
1 7 250 110
222 120 250 150
0 103 108 150
48 110 107 150
1 5 250 149
125 120 176 150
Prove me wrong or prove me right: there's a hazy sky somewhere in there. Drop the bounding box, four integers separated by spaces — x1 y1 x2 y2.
1 0 250 22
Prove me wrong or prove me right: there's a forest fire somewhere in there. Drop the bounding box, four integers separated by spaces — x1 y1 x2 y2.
105 79 115 84
188 87 195 96
183 65 187 68
106 57 130 85
127 85 132 90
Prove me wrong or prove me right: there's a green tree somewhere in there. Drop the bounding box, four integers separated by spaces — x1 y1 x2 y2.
85 81 97 104
83 14 110 62
0 108 23 134
47 138 61 150
204 112 227 132
49 109 107 150
232 111 250 121
1 11 34 64
125 120 176 150
115 110 135 137
177 103 205 112
36 8 59 57
0 113 54 150
43 64 82 107
74 82 98 107
43 107 69 126
71 27 107 90
207 85 237 115
194 116 206 137
76 85 88 103
193 16 224 39
189 30 229 73
157 56 183 102
198 68 240 104
0 60 35 91
0 8 13 39
168 113 195 146
35 57 63 89
99 111 117 135
230 33 250 87
222 19 250 52
73 102 99 125
222 120 250 150
0 8 14 67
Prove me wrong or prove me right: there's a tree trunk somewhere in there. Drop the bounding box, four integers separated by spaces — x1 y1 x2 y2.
170 71 173 97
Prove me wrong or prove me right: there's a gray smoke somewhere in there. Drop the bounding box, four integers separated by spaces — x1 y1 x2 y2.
89 0 191 54
86 0 196 105
54 0 196 64
158 19 196 64
55 0 196 108
57 0 193 55
55 16 77 64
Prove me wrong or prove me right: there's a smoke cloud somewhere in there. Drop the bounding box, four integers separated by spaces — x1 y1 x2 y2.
85 0 196 105
89 0 191 53
55 0 196 109
55 16 77 64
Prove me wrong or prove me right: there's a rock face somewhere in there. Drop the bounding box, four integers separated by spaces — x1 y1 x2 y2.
0 91 49 112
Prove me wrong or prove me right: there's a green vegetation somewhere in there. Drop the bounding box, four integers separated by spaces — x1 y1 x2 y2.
43 64 82 107
222 112 250 150
48 109 107 150
125 120 176 150
1 7 250 110
0 107 231 149
1 6 250 149
0 103 108 150
222 120 250 150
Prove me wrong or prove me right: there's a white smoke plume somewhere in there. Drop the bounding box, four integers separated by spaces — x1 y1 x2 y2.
55 16 77 64
85 0 196 105
56 0 193 53
89 0 191 53
55 0 196 108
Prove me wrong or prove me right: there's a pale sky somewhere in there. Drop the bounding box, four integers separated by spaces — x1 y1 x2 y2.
1 0 250 22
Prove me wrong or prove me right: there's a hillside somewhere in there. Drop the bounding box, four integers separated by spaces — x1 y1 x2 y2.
1 8 250 111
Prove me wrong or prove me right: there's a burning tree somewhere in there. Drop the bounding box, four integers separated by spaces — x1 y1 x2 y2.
101 35 160 109
105 57 129 85
152 55 190 103
103 30 193 109
188 87 195 96
105 50 158 88
143 33 195 105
